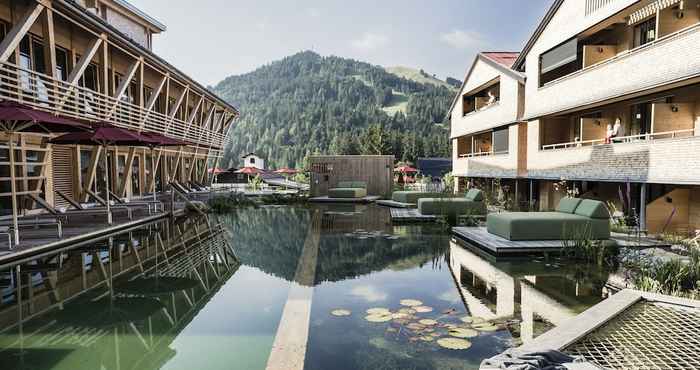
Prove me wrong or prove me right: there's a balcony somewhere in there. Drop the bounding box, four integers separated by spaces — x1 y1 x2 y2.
527 12 700 119
453 126 521 178
0 61 227 155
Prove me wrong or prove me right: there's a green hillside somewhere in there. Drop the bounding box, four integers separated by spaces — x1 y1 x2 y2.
384 66 456 90
212 51 452 169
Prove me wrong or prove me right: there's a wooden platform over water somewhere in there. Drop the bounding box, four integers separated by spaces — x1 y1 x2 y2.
376 199 415 208
452 227 668 255
390 208 437 223
308 196 381 204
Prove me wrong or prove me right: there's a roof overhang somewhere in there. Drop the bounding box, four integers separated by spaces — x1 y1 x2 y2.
112 0 167 32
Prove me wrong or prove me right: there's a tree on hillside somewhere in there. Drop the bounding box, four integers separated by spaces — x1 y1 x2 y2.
359 124 391 155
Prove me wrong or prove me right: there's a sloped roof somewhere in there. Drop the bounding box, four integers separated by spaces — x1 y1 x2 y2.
481 52 519 68
445 52 525 120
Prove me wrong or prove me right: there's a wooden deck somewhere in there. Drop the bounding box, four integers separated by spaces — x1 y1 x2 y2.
390 208 437 223
376 199 415 208
452 227 668 255
308 195 381 204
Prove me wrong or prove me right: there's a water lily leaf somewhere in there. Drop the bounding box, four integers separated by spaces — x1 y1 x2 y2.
365 313 393 323
459 316 473 323
391 312 410 319
366 307 391 315
473 323 499 332
331 309 351 317
419 335 434 342
448 328 478 338
406 323 425 331
398 308 417 314
400 299 423 307
437 338 472 350
418 319 438 326
414 306 434 313
442 308 458 315
393 318 409 325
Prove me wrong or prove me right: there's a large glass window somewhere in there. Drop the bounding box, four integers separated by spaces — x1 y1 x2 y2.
539 38 582 86
634 17 656 47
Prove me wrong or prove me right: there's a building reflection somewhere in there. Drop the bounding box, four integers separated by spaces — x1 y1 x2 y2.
0 215 239 370
448 240 609 344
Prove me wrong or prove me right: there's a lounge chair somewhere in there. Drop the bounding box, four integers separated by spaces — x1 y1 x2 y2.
328 181 367 199
0 215 63 248
417 189 487 217
486 198 611 241
391 191 444 204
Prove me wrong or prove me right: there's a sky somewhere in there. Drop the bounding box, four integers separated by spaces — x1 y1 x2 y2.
128 0 553 86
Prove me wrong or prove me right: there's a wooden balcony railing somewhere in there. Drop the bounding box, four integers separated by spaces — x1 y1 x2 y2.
0 61 226 151
541 128 695 151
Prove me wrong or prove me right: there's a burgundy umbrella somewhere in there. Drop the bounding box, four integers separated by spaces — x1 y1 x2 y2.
235 166 263 175
51 123 157 224
0 101 90 245
274 167 298 175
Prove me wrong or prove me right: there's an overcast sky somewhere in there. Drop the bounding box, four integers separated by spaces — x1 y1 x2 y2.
128 0 552 86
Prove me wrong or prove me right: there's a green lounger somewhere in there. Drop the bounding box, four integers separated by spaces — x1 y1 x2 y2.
328 181 367 198
486 198 611 241
417 189 486 217
391 191 444 204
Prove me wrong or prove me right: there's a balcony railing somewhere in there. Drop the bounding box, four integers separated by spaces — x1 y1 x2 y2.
0 61 226 152
541 128 695 151
458 150 509 158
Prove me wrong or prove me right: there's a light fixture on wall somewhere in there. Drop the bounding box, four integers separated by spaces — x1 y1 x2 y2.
671 105 679 113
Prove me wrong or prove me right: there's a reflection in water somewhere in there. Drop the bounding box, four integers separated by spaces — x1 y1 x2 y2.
0 206 615 370
448 241 611 345
0 215 238 370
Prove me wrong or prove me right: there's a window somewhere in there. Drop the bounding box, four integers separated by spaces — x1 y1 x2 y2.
539 38 582 86
250 157 256 164
55 47 68 81
492 127 509 154
462 80 500 115
633 17 656 47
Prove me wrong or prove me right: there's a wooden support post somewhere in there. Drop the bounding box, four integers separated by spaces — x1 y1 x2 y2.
138 73 167 129
99 35 109 95
41 7 57 81
106 59 141 118
118 147 136 197
81 146 102 202
146 150 161 193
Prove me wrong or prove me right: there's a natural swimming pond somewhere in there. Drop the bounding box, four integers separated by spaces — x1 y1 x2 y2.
0 205 614 370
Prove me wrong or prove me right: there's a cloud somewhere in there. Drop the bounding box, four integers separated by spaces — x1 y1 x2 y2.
307 7 321 18
351 32 389 52
350 285 388 302
439 29 484 50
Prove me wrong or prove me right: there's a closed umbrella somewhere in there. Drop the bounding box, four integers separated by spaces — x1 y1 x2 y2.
0 101 90 245
50 123 156 224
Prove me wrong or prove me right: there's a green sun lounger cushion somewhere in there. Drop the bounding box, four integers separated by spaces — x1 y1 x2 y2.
337 181 367 189
573 199 611 219
392 191 444 204
486 198 611 241
556 197 582 214
465 189 484 202
328 188 367 198
418 198 486 217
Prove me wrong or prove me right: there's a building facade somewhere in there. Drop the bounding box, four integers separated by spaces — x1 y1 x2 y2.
451 0 700 233
0 0 238 214
242 153 264 170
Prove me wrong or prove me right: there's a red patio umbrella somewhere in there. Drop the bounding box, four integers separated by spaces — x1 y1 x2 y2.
274 167 298 175
0 101 90 245
51 123 157 224
394 165 418 173
207 168 227 174
235 166 263 175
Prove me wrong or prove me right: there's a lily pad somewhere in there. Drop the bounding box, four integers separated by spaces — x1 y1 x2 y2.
365 313 393 323
398 308 417 314
366 307 391 315
406 323 425 331
414 306 434 313
473 323 499 332
331 309 351 317
419 335 434 342
437 338 472 350
391 312 410 319
400 299 423 307
418 319 438 326
393 318 410 325
448 328 478 338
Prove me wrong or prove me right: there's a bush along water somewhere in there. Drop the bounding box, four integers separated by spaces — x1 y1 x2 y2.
622 247 700 299
561 222 619 267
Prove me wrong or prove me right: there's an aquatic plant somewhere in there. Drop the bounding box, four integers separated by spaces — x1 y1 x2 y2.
561 223 619 267
624 246 700 299
207 193 256 212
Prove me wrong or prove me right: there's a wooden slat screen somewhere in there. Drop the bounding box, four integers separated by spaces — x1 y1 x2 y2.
52 146 74 209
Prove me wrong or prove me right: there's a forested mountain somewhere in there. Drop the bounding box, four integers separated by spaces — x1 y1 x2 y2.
212 51 454 169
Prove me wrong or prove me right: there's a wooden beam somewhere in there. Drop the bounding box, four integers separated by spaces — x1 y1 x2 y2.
112 58 140 102
138 73 167 129
99 36 109 95
41 7 57 80
146 150 161 193
0 2 45 63
165 86 188 131
65 38 102 86
170 150 182 181
118 148 136 197
81 146 102 202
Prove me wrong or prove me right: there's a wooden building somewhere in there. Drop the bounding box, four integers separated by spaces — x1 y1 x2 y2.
0 0 238 215
309 155 394 198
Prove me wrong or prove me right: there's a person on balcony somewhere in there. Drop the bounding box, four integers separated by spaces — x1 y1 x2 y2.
486 90 497 106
